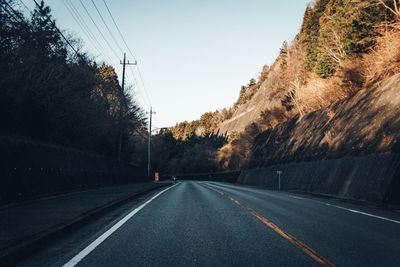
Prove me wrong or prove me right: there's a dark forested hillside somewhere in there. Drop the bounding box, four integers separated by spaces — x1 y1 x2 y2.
0 0 146 163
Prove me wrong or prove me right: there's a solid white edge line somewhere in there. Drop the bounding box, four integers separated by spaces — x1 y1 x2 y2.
287 192 400 224
323 203 400 224
204 182 400 225
289 195 305 200
63 183 179 267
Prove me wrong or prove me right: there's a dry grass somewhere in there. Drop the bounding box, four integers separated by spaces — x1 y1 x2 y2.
283 42 308 83
287 27 400 119
320 130 335 149
326 110 335 120
382 132 394 146
267 40 348 120
297 74 345 114
340 58 365 95
216 143 242 170
363 27 400 87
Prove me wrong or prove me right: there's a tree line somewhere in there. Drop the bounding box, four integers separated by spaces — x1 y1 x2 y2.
0 0 146 164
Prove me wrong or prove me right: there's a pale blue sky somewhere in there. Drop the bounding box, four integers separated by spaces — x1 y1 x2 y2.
20 0 311 128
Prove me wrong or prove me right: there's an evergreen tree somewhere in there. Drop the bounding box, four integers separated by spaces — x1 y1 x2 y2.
301 0 395 78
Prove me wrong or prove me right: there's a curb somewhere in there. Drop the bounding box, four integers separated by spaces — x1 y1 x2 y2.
0 183 171 266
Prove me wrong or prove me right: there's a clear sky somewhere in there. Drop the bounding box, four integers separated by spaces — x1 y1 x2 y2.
20 0 311 128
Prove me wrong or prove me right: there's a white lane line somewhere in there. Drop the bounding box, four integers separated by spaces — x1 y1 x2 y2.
206 182 400 225
290 195 305 200
63 183 179 267
324 203 400 225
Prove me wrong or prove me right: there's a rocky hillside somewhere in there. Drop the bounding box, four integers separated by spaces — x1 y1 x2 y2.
218 0 400 137
249 73 400 168
154 0 400 173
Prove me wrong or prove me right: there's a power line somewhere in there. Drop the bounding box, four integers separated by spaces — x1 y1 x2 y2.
128 66 140 96
4 0 86 64
102 0 137 62
90 0 124 55
32 0 85 62
18 0 31 15
71 0 150 108
78 0 120 60
66 0 108 57
2 0 30 29
62 0 103 59
101 0 144 100
63 0 98 50
3 0 150 115
129 66 150 108
102 0 152 106
129 65 150 108
125 71 150 110
135 66 152 106
1 5 22 28
63 0 113 64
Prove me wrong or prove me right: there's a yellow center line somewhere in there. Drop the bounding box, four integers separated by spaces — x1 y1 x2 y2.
206 184 225 195
201 183 335 267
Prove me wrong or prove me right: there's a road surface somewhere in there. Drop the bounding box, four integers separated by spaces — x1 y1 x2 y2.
63 181 400 266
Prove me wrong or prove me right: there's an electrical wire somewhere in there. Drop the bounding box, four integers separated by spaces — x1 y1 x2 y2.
124 75 144 107
102 0 152 106
90 0 124 55
75 0 150 108
102 0 137 62
63 0 100 51
135 66 152 106
17 0 31 15
129 65 150 109
66 0 109 58
62 0 106 61
2 0 30 29
4 0 87 66
32 0 85 61
1 5 21 27
78 0 120 61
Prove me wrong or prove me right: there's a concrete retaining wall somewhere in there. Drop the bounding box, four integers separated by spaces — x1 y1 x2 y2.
238 153 400 203
0 136 148 204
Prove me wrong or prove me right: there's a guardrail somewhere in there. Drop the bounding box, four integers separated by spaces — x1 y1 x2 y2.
160 170 241 183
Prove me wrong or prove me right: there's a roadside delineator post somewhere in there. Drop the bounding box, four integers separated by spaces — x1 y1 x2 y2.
277 170 282 190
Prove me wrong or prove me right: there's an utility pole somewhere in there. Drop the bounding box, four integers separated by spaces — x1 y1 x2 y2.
118 53 137 161
147 107 156 177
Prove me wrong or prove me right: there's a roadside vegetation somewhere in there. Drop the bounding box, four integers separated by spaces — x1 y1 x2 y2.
0 1 147 164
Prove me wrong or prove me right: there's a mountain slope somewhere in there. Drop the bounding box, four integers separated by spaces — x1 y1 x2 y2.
249 73 400 168
154 0 400 173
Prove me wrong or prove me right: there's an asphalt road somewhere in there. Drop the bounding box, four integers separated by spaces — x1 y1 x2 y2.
63 181 400 267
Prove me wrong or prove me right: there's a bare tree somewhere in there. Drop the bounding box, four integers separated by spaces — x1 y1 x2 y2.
318 14 347 66
379 0 400 19
322 24 347 65
288 79 305 118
